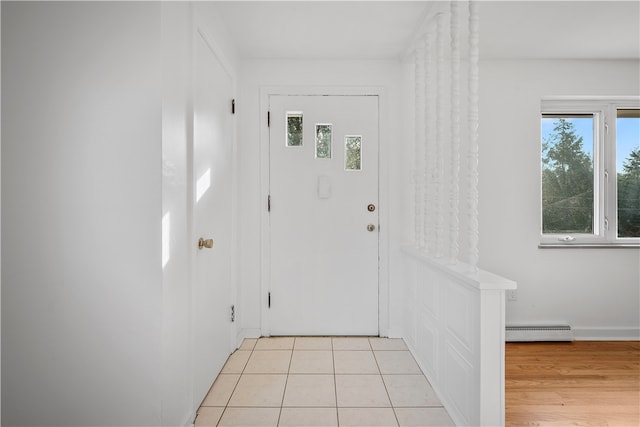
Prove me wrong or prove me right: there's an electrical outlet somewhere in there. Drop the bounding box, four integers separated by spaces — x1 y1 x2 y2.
507 289 517 301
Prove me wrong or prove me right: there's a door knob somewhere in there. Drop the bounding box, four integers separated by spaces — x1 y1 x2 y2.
198 238 214 250
367 224 376 232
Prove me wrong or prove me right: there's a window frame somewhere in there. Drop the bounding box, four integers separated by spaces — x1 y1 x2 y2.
540 97 640 247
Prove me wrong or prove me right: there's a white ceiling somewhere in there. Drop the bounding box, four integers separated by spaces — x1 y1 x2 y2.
213 1 640 60
213 1 432 59
479 1 640 60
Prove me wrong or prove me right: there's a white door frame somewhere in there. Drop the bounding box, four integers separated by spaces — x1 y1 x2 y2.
259 86 390 337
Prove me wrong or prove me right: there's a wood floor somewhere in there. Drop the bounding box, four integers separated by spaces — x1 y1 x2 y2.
506 341 640 426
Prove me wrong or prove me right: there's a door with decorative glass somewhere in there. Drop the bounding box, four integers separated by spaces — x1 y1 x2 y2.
268 95 379 335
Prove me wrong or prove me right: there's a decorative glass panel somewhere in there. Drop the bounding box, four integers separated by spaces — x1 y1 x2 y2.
345 135 362 171
286 112 303 147
315 124 332 159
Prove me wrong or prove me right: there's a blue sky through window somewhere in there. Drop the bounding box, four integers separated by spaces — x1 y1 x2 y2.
617 117 640 173
541 116 639 172
541 117 593 163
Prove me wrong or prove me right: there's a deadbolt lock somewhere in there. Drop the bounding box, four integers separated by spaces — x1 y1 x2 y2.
198 238 214 250
367 204 376 212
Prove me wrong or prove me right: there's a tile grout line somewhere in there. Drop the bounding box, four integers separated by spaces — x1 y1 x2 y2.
370 337 401 427
217 340 255 426
332 337 340 427
276 337 295 427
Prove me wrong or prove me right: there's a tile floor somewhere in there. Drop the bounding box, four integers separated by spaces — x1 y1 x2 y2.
194 337 454 427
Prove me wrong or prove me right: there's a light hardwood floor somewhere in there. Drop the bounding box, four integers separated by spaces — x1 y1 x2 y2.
506 341 640 427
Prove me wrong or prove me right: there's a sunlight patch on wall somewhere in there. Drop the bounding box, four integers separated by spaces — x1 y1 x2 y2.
162 212 171 269
196 168 211 202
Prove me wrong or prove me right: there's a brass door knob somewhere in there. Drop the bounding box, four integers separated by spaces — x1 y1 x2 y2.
367 224 376 232
198 238 214 250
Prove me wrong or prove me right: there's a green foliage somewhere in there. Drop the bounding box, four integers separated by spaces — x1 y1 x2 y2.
345 136 361 170
316 125 332 158
618 147 640 237
542 118 640 237
542 118 594 233
287 115 303 146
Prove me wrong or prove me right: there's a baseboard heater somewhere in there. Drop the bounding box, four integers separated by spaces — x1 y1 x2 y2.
506 325 574 342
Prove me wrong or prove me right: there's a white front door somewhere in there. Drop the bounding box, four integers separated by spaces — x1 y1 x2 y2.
269 95 379 336
192 32 233 407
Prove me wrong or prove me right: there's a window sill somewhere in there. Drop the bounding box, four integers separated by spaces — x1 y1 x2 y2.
538 243 640 249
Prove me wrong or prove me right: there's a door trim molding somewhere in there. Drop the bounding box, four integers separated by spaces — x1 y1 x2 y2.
259 86 390 337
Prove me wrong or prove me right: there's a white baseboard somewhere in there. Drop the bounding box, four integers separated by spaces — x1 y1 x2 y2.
384 328 404 339
235 328 262 348
573 327 640 341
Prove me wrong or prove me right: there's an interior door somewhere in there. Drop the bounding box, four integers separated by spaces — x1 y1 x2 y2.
192 32 233 407
269 95 379 336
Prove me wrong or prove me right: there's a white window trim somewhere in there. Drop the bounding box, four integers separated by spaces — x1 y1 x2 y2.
540 97 640 248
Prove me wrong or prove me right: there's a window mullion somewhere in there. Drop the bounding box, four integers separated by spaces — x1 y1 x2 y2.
600 108 609 241
604 104 618 243
595 110 605 240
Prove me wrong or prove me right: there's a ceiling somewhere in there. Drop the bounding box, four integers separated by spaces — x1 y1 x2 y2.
213 1 640 60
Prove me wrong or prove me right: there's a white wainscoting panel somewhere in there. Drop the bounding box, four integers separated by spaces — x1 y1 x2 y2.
402 246 516 426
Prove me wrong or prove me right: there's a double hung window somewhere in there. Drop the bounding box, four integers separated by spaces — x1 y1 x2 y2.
540 98 640 246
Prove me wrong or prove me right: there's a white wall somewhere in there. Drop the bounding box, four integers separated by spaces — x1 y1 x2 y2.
479 59 640 339
2 2 163 425
236 59 411 338
161 2 193 425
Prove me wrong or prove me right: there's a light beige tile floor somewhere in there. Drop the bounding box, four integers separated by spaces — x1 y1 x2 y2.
195 337 454 427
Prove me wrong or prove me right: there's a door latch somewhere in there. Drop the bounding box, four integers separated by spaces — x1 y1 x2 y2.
198 238 214 250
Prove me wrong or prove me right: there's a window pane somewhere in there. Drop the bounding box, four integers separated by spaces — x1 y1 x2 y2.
315 124 332 159
617 109 640 238
287 112 303 147
541 115 594 234
345 135 362 171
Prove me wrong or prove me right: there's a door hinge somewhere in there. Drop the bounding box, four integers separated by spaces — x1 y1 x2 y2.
230 305 235 322
268 195 271 212
604 216 609 231
268 292 271 308
267 111 271 127
232 99 235 115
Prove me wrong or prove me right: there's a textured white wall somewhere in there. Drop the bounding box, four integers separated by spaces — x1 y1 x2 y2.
2 2 163 425
236 59 411 338
479 59 640 338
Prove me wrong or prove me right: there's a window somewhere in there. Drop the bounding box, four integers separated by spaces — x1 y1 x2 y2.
540 98 640 246
345 135 362 171
617 109 640 238
315 124 332 159
286 112 303 147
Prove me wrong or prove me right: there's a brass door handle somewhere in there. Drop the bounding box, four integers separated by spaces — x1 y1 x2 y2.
367 224 376 232
198 238 214 250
